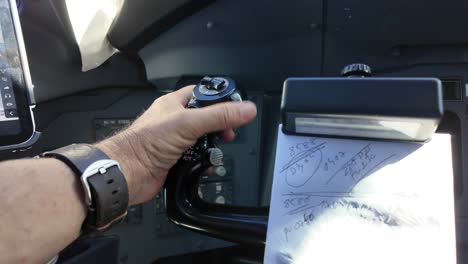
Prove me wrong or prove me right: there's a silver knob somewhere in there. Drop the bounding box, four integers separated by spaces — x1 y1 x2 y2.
215 195 226 204
214 166 227 177
208 148 223 166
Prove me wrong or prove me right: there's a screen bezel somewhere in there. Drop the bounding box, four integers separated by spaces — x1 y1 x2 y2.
0 0 35 147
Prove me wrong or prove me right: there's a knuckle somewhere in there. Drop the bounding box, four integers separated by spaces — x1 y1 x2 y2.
178 112 202 137
150 97 164 108
154 95 168 104
219 104 240 129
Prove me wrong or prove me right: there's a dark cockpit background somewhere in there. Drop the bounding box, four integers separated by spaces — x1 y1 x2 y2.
3 0 467 263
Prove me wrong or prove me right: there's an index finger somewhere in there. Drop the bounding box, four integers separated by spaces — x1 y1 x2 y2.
171 85 195 106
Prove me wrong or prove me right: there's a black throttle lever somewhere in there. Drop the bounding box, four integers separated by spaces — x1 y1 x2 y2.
165 77 268 245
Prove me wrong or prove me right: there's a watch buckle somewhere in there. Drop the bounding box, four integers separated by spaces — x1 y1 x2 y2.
81 159 121 207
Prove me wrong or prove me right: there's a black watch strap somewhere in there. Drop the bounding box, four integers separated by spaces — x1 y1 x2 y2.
42 144 129 232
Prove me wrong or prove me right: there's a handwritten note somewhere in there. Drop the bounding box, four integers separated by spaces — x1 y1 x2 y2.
264 125 456 264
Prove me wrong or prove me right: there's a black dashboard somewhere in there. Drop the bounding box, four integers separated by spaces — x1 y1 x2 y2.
2 0 468 263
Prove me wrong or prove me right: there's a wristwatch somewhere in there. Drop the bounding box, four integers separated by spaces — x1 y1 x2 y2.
42 144 129 232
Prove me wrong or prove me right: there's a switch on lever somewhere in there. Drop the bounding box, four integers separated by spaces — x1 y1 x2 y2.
165 77 268 246
207 148 223 166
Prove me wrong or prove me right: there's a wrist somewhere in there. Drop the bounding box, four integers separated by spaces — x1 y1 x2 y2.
42 143 130 232
95 130 147 205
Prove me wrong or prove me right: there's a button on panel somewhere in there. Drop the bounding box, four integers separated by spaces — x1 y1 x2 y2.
0 73 16 114
198 156 234 204
198 181 233 205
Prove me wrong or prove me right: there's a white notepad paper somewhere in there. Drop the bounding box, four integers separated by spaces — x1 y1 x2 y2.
264 125 456 264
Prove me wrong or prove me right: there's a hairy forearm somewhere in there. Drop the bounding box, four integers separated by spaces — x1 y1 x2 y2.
0 135 151 263
0 158 86 263
0 131 160 263
0 86 257 263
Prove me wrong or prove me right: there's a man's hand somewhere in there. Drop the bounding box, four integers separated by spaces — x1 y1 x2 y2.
97 86 257 205
0 86 256 263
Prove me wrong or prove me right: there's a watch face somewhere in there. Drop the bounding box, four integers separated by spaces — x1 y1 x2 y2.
0 0 34 147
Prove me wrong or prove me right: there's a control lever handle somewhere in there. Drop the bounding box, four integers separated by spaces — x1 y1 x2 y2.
165 77 268 245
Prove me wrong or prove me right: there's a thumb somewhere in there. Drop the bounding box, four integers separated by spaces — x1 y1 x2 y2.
185 101 257 137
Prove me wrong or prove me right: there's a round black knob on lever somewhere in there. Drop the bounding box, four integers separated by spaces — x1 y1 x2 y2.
187 76 242 108
165 77 268 246
200 76 227 92
341 63 372 77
